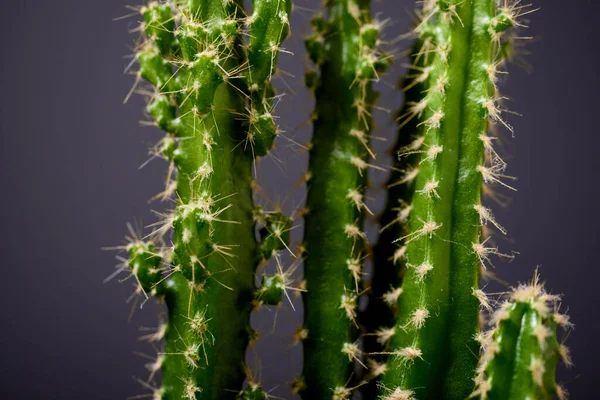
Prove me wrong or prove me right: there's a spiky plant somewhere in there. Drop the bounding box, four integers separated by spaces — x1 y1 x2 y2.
368 1 571 399
471 272 572 400
115 0 291 398
300 0 389 397
112 0 573 399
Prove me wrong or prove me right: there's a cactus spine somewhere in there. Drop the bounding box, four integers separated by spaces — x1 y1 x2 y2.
300 0 387 397
122 0 290 398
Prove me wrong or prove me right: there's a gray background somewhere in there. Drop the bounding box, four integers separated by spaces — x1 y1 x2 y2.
1 0 598 398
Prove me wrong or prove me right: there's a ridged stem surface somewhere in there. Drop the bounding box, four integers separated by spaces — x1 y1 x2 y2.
473 279 568 400
301 0 385 397
362 38 425 396
124 0 290 398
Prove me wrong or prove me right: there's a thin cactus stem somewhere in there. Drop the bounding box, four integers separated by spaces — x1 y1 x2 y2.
119 0 291 398
377 1 522 398
300 0 388 398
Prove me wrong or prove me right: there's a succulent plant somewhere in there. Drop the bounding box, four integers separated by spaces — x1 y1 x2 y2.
112 1 572 399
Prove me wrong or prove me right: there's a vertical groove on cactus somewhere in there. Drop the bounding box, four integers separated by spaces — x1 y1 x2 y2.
301 0 388 398
120 0 291 398
377 1 523 398
472 273 573 400
444 0 494 396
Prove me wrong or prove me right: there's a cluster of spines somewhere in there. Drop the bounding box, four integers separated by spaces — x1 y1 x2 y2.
236 380 269 400
254 210 297 309
118 0 292 398
300 0 389 398
472 274 573 400
371 1 529 399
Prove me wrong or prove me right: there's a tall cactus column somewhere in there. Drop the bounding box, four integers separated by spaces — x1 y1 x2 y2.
377 1 519 399
123 0 290 398
301 0 387 398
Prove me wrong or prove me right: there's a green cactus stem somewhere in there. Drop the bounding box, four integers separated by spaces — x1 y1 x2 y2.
361 36 427 394
376 1 524 398
120 0 291 398
300 0 388 398
471 274 573 400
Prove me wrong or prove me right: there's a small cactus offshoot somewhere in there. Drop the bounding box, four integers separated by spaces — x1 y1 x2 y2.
472 273 572 400
111 1 573 399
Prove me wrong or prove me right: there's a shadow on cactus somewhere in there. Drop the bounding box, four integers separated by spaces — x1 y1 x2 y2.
109 0 573 399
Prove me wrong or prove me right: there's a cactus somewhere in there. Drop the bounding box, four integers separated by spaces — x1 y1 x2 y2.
300 0 388 397
372 1 530 398
361 35 423 399
471 273 572 400
117 0 291 398
113 1 574 399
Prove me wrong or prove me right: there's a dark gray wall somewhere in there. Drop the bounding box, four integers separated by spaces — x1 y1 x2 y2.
0 0 598 398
